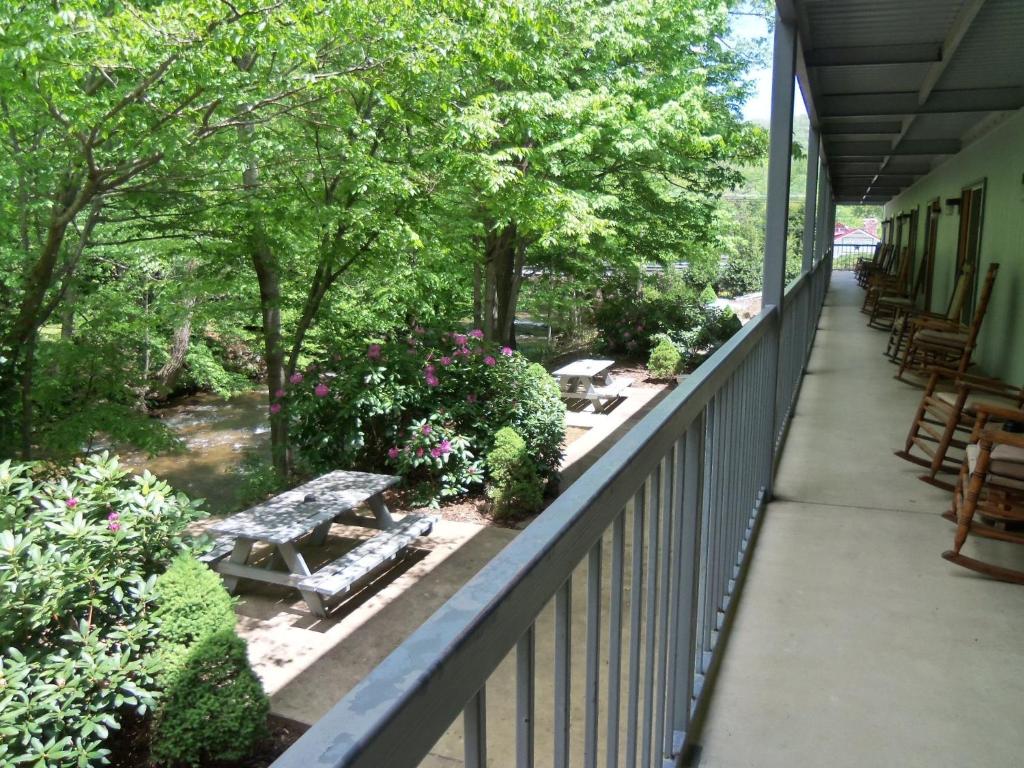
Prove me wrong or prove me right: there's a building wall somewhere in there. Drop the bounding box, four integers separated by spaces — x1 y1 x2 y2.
885 107 1024 385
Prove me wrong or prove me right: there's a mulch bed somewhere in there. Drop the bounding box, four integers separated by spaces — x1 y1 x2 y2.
107 713 308 768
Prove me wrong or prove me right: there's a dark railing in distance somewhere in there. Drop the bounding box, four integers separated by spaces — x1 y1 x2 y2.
832 242 875 271
271 249 833 768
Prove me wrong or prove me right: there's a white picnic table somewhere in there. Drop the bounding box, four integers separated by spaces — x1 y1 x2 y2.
552 358 631 408
205 470 433 617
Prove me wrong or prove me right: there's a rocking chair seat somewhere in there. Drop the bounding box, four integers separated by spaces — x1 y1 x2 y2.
878 296 913 308
916 328 969 346
966 442 1024 481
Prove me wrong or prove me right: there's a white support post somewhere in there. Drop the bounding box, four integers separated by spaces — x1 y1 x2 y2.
801 125 819 274
813 158 830 264
762 9 798 309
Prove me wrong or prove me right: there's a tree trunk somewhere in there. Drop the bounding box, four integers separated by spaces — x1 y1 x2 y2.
473 261 483 329
157 296 196 393
482 221 521 347
251 234 290 476
19 332 36 460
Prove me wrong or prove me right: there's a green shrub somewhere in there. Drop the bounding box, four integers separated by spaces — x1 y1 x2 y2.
0 455 201 768
647 336 682 379
487 427 544 518
150 556 268 766
150 631 269 767
594 271 706 354
698 284 718 305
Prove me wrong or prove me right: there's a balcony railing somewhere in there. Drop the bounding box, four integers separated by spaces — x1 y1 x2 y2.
831 242 874 271
271 250 833 768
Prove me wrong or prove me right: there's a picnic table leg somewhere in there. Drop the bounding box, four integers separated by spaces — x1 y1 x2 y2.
309 520 332 547
367 493 396 529
277 542 327 617
220 539 254 594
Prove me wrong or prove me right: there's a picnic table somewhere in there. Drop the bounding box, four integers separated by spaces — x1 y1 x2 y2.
204 470 433 617
552 358 631 408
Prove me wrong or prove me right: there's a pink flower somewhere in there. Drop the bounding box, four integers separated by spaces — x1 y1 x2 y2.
483 356 496 367
470 329 484 339
289 372 303 384
425 375 439 388
467 393 478 404
439 439 452 455
455 346 470 357
424 364 436 375
107 511 119 521
367 343 382 360
414 325 425 335
416 448 424 457
387 446 400 460
66 498 78 509
421 424 432 435
314 383 329 398
500 346 513 357
108 522 120 532
440 356 453 366
430 447 442 458
269 403 282 414
274 389 286 398
453 333 468 346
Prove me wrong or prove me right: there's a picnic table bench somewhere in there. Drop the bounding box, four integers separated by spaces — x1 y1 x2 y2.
204 470 433 617
553 358 631 409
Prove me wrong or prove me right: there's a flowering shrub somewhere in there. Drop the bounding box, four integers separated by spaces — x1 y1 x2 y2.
287 328 565 504
0 454 202 768
595 272 707 354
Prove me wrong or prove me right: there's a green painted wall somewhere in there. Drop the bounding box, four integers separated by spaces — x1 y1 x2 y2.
885 108 1024 385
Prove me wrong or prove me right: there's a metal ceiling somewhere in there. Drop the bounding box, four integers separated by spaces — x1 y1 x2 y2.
779 0 1024 204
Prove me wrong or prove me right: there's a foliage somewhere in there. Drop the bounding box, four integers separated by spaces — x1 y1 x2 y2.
0 455 201 768
149 556 268 767
487 428 544 518
288 328 564 504
595 271 707 353
647 336 683 379
231 453 289 510
699 284 719 305
665 307 743 367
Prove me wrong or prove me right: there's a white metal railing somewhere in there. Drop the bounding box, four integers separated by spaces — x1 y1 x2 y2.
831 242 872 271
271 254 832 768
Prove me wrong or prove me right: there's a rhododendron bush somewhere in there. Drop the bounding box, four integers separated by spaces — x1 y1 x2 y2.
287 328 566 504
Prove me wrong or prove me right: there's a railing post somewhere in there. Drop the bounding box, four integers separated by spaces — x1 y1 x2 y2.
763 8 797 498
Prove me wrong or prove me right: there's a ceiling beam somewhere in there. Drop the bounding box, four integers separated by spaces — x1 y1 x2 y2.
805 43 942 68
919 0 987 104
826 139 961 156
819 87 1024 117
833 175 919 186
820 121 903 135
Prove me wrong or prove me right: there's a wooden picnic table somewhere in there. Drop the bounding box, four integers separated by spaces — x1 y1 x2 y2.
552 358 631 408
206 470 433 617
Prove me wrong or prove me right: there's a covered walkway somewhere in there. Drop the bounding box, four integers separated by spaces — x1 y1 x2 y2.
696 272 1024 767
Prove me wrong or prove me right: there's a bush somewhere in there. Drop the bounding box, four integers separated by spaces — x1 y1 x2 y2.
487 428 544 518
150 632 269 767
0 455 201 768
288 328 565 504
149 556 268 766
647 336 682 379
594 271 706 354
698 284 718 305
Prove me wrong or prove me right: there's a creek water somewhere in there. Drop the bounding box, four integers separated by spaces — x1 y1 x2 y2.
120 390 269 514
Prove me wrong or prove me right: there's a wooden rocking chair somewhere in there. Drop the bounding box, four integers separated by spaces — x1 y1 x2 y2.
896 262 999 381
885 262 974 361
854 242 886 287
856 243 895 288
941 414 1024 584
895 367 1024 490
862 246 911 318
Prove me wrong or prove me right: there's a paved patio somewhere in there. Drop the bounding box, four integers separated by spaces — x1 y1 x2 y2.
694 272 1024 768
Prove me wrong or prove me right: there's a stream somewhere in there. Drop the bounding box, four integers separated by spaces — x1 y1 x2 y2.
120 390 269 514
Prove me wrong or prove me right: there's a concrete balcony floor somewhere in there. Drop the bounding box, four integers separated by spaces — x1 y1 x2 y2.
695 272 1024 768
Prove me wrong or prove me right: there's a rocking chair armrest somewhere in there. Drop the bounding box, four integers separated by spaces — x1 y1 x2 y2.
975 404 1024 424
